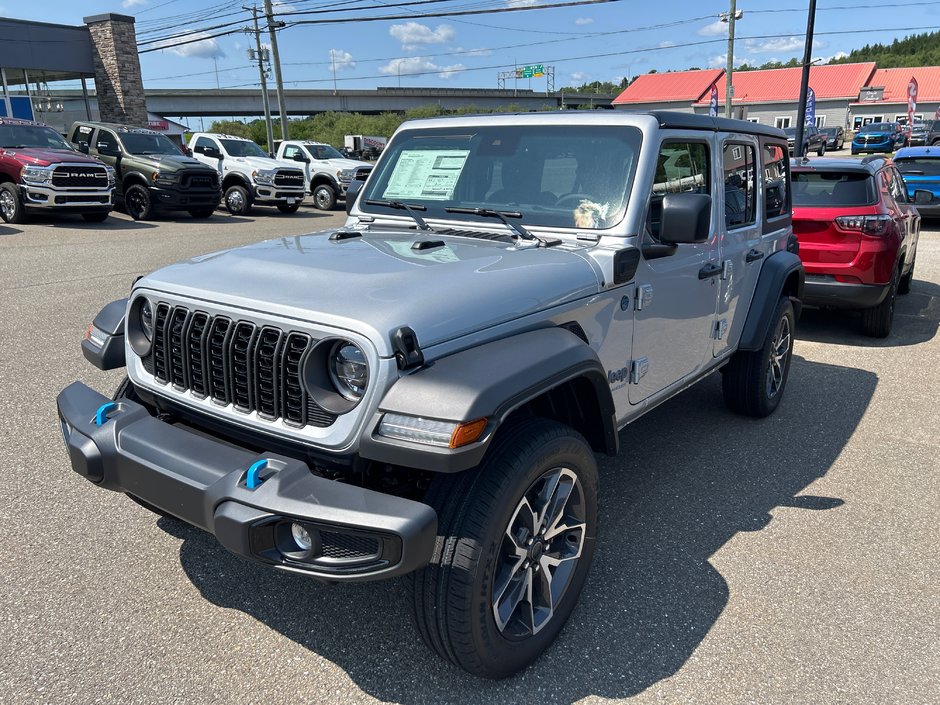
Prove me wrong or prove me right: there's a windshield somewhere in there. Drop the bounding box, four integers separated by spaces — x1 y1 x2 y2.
783 128 798 137
896 158 940 176
860 123 894 133
120 132 183 155
305 144 344 160
359 124 641 230
821 128 839 136
0 124 73 150
792 171 877 206
220 138 268 158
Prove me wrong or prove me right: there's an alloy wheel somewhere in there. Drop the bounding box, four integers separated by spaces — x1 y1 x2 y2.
766 315 791 399
0 189 15 220
227 189 245 211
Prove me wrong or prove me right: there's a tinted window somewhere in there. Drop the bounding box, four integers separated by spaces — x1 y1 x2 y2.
792 171 876 206
649 141 709 238
219 138 267 158
120 132 182 155
194 136 217 152
0 124 72 150
762 142 789 218
308 144 343 160
860 123 894 133
896 158 940 176
95 130 118 153
723 142 756 228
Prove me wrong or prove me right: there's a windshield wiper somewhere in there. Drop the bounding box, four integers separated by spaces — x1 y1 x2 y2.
365 199 432 231
445 207 537 242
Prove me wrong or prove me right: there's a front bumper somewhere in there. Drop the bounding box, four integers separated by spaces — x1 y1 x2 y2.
852 139 894 153
803 274 890 309
21 183 112 211
149 186 221 211
251 185 305 204
56 381 437 582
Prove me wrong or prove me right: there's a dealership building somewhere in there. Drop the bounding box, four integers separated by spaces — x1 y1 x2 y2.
614 63 940 130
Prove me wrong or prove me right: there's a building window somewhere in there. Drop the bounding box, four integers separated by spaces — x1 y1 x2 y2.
815 116 826 127
747 117 760 123
775 116 792 129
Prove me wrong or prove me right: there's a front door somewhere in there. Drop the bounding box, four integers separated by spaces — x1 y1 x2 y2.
629 137 721 404
91 128 122 194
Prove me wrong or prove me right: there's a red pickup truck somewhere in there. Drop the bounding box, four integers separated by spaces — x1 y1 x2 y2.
0 117 114 224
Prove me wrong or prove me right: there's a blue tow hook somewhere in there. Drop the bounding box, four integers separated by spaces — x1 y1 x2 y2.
94 402 118 426
245 459 269 490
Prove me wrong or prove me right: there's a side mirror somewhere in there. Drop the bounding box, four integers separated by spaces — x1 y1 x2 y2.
78 141 89 155
184 146 193 157
293 152 309 163
204 146 222 159
97 142 119 156
914 189 934 205
659 192 711 244
192 144 205 155
345 180 363 215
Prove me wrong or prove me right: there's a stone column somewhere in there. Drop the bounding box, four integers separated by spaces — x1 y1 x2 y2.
84 13 147 125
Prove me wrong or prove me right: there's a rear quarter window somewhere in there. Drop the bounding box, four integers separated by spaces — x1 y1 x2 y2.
792 171 876 206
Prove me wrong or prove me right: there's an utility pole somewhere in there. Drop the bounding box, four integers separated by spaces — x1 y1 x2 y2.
246 5 275 154
263 0 289 140
721 1 742 119
794 0 818 161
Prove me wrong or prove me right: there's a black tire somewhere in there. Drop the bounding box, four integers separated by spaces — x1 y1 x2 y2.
81 211 110 223
224 184 252 216
898 255 915 295
124 183 154 221
817 142 826 157
722 297 795 418
410 417 598 679
861 269 899 338
277 202 301 214
312 183 337 210
0 182 26 224
188 207 215 219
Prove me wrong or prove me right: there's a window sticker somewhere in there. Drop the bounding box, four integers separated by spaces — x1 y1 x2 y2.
383 149 470 201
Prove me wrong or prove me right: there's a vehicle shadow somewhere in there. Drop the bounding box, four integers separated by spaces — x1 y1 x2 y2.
162 355 875 702
0 224 22 237
20 214 157 230
797 279 940 347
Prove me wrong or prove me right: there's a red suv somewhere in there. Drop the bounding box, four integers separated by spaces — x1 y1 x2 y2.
791 157 920 337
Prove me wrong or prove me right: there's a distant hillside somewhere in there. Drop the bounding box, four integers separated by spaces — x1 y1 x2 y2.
831 30 940 68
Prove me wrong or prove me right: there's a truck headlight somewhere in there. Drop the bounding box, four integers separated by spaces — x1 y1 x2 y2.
301 338 370 413
105 165 116 185
252 169 275 185
338 168 354 183
127 296 155 356
21 166 53 184
152 171 176 186
328 341 368 401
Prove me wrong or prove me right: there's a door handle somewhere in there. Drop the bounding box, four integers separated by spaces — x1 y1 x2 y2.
698 263 722 279
746 248 765 263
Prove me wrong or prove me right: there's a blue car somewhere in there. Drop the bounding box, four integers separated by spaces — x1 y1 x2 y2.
852 122 904 155
895 146 940 217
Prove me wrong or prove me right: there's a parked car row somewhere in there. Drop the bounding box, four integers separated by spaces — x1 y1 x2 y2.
0 117 371 224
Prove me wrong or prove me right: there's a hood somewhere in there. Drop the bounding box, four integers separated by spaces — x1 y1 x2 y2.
136 230 600 356
130 153 214 172
226 155 300 172
2 147 102 167
325 158 372 170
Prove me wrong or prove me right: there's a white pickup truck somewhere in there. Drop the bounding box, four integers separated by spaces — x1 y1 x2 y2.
275 140 372 210
187 133 306 215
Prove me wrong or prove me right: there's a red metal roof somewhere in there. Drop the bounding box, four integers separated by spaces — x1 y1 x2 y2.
613 69 724 105
861 66 940 103
692 62 877 104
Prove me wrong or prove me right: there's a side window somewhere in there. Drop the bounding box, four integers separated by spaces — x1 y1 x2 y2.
884 168 906 203
762 142 790 219
283 145 299 159
890 168 908 203
650 141 710 238
95 130 118 153
194 136 217 153
71 124 93 144
723 142 756 228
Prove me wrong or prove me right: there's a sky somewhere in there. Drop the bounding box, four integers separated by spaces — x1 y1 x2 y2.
6 0 940 92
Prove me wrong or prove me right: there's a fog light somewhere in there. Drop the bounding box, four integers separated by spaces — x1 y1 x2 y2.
291 522 313 551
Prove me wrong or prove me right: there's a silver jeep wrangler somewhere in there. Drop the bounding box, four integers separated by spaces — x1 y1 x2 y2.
58 112 803 679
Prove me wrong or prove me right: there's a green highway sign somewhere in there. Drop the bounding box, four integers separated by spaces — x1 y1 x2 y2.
515 64 544 79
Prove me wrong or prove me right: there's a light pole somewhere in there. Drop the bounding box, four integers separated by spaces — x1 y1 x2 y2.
794 0 818 160
263 0 289 140
721 1 743 119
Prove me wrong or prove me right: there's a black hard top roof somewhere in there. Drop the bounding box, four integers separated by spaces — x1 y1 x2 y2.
647 111 788 140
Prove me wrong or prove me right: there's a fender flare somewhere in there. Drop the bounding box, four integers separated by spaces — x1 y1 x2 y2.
738 250 805 351
221 172 252 191
81 298 128 370
358 327 618 473
309 173 340 191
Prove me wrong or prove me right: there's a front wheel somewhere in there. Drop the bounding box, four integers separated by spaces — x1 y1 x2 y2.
312 183 336 210
817 142 826 157
0 182 26 224
410 417 598 679
124 184 154 220
722 296 795 417
224 184 252 216
277 202 301 213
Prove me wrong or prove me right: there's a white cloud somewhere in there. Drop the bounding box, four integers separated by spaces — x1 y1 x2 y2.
379 57 465 80
329 49 356 71
698 20 727 36
570 71 589 82
152 32 225 59
708 53 747 69
122 0 147 8
389 22 455 51
455 46 492 57
507 0 539 6
815 51 849 64
575 17 593 25
659 40 676 48
744 36 806 54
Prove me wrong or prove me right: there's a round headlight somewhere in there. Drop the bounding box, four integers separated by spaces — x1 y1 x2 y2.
328 341 368 401
140 299 154 341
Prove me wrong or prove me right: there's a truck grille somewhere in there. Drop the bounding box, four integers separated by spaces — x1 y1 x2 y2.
143 303 336 428
51 165 109 188
181 171 218 189
274 169 304 188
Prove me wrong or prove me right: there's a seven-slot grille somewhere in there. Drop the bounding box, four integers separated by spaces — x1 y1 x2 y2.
51 165 109 188
274 169 304 187
143 303 335 428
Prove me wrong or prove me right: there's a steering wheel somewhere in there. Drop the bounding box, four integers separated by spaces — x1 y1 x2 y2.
554 193 593 209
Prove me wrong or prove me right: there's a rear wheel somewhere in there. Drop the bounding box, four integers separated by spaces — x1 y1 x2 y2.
898 254 915 295
410 417 598 679
861 270 899 337
312 183 336 210
124 184 154 220
722 297 795 418
0 182 26 224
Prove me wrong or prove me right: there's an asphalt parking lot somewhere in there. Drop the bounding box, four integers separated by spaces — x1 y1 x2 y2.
1 206 937 704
